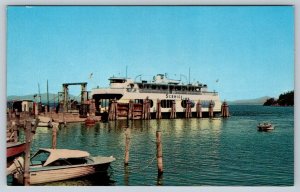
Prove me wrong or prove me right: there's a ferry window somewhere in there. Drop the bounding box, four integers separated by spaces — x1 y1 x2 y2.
138 84 143 89
201 101 215 108
152 85 156 89
110 79 125 83
162 86 167 90
181 100 195 108
134 99 143 104
99 99 109 108
149 100 153 108
161 100 174 108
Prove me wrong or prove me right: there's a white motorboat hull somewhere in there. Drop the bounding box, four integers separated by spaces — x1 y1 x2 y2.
14 162 111 185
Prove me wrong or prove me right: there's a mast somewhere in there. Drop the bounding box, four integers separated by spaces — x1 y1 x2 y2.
47 80 49 109
126 65 128 79
38 83 41 103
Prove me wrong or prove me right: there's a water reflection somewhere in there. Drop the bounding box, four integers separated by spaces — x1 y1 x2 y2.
8 106 293 186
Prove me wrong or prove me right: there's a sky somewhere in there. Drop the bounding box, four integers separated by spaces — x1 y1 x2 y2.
6 6 294 101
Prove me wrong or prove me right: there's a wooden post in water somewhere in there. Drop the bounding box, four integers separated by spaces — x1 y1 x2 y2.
124 128 131 165
142 99 146 120
128 100 133 120
12 121 18 142
108 100 112 121
221 101 229 117
196 100 202 118
170 100 176 119
189 100 192 118
147 98 151 120
114 99 118 120
173 100 176 118
52 123 58 149
24 120 32 186
225 102 229 117
185 100 191 118
156 99 161 119
156 131 163 176
185 100 188 118
209 101 214 118
108 99 116 121
34 102 38 118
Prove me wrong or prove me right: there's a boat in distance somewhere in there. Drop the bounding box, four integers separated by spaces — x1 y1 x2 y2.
91 74 222 118
257 122 274 131
8 148 116 184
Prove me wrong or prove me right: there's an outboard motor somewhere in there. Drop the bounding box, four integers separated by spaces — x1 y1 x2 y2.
7 156 24 175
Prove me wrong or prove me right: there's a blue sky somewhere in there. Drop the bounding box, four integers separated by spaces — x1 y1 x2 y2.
6 6 294 101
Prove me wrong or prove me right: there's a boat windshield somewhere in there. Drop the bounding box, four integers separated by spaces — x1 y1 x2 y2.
30 150 50 166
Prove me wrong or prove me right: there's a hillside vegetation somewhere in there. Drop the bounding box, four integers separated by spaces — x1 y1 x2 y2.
263 91 294 106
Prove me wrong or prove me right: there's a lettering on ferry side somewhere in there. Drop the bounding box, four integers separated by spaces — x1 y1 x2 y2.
166 94 183 99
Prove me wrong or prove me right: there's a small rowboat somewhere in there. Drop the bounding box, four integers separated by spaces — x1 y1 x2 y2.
7 142 26 159
257 122 274 131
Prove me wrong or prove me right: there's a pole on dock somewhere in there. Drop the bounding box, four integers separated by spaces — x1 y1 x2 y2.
209 101 214 118
52 123 58 149
156 131 163 176
156 99 161 119
24 120 32 186
124 128 131 166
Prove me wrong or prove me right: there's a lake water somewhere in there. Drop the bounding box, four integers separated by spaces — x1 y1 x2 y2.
8 105 294 186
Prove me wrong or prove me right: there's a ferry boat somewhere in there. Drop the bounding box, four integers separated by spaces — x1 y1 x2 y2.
91 74 222 118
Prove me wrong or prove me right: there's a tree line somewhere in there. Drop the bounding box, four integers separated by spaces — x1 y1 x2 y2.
263 91 294 106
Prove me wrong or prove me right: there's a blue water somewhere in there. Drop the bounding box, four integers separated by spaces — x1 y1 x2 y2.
8 105 294 186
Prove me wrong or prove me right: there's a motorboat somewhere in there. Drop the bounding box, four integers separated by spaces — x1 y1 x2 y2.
8 148 115 184
257 122 274 131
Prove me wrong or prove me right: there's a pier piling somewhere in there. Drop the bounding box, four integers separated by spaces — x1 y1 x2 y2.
52 123 58 149
156 99 162 119
156 131 163 176
124 128 131 166
221 101 230 117
13 121 18 143
170 100 176 119
196 100 202 118
24 120 32 186
209 101 214 118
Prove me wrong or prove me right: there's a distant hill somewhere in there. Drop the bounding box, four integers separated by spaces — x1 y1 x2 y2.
263 91 294 106
228 96 271 105
7 93 80 103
